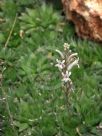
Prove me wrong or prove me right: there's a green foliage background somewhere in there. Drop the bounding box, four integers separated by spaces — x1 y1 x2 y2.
0 0 102 136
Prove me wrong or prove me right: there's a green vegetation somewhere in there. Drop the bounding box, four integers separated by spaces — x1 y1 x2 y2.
0 0 102 136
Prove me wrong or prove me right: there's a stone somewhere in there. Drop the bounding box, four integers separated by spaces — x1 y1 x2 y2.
62 0 102 42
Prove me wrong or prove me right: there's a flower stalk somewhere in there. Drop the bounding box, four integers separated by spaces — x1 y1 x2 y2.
55 43 79 112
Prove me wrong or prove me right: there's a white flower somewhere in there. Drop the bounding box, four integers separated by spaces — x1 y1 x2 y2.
55 49 64 58
55 43 79 87
68 53 78 62
62 71 71 83
67 58 79 71
55 59 65 70
63 43 70 50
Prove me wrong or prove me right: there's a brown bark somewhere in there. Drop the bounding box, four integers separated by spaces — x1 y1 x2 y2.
62 0 102 42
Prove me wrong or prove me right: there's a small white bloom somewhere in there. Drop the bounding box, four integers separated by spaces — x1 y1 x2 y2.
56 49 64 58
67 58 79 71
62 71 71 83
68 53 78 62
55 59 65 70
63 43 70 50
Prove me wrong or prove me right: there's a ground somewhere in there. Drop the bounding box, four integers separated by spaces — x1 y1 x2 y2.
0 1 102 136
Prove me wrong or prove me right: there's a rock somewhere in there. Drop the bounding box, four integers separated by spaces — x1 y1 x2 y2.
62 0 102 42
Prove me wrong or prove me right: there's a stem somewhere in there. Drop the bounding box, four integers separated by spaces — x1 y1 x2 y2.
63 48 72 115
4 14 17 48
64 49 70 111
76 127 82 136
63 85 70 114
